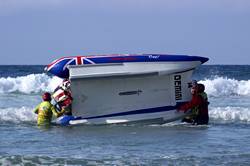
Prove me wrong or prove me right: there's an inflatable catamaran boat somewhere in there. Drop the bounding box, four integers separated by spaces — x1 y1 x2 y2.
45 54 208 125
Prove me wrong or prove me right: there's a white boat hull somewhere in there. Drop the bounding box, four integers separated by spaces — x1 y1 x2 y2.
69 61 198 124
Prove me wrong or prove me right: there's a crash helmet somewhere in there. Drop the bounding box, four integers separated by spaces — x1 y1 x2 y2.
61 79 70 90
42 92 52 101
191 80 198 88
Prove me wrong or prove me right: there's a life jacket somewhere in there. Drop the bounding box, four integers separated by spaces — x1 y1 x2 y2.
53 88 68 103
53 87 73 109
181 94 203 118
200 92 208 101
60 96 72 107
180 91 209 124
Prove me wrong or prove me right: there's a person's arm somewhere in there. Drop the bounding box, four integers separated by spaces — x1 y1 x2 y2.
33 104 40 114
51 105 65 118
179 96 202 112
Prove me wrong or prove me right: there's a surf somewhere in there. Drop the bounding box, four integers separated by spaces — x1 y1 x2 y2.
0 74 62 94
1 74 250 98
1 105 250 125
201 77 250 97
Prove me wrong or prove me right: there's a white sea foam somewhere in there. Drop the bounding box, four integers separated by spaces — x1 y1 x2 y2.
0 74 62 94
0 106 250 124
209 106 250 123
0 107 36 123
200 77 250 97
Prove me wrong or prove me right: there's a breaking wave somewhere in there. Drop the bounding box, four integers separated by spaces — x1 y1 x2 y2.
0 107 36 123
0 74 250 97
209 106 250 123
200 77 250 97
0 74 62 94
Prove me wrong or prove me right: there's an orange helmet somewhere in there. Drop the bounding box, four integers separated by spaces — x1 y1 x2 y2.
42 92 51 101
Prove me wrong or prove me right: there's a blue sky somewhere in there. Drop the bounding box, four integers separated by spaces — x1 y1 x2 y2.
0 0 250 65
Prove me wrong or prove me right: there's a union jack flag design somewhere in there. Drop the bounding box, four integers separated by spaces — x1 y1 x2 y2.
46 56 96 78
45 54 208 78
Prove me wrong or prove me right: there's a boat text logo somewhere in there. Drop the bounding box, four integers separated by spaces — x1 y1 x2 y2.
148 55 160 59
174 75 182 100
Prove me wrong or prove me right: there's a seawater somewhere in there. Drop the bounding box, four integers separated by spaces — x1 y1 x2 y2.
0 65 250 165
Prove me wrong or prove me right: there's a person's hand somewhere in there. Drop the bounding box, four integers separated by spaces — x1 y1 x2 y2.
176 108 183 112
60 108 65 114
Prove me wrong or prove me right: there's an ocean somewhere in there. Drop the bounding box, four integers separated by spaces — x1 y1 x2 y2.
0 65 250 165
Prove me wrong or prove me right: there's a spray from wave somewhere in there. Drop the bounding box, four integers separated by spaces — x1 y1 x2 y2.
209 106 250 123
200 77 250 97
0 74 62 94
0 107 36 123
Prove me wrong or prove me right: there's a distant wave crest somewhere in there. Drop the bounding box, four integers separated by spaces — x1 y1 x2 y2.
0 74 62 94
209 106 250 123
0 75 250 98
200 77 250 97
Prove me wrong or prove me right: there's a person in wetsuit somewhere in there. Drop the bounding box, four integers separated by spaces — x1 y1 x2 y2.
178 83 209 125
33 92 64 126
195 83 209 125
52 79 73 116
